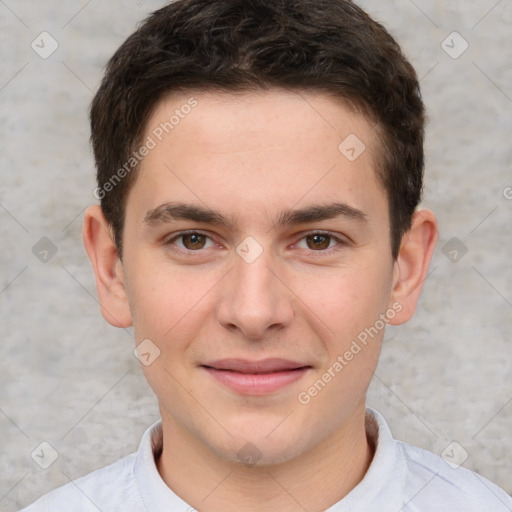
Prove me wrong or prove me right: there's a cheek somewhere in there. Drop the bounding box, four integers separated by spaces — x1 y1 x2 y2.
127 262 215 395
126 259 210 343
295 262 392 340
294 267 389 412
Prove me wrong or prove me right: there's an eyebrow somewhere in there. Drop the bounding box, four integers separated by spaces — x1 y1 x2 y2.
143 201 367 229
144 202 230 227
276 202 367 227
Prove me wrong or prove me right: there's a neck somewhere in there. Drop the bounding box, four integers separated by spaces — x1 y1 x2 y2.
156 404 374 512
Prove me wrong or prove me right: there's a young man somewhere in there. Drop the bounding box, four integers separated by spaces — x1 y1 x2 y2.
21 0 512 510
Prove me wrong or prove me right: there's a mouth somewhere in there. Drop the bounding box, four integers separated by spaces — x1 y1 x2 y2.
200 358 312 395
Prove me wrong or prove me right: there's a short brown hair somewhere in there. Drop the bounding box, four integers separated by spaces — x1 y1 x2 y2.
90 0 425 259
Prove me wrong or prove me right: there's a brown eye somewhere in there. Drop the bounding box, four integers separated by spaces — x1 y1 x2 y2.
305 234 332 250
181 233 207 250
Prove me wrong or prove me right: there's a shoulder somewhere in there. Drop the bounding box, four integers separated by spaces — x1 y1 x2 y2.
396 440 512 511
18 451 141 512
365 408 512 511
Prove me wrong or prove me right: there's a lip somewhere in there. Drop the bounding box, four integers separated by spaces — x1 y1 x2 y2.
201 358 311 395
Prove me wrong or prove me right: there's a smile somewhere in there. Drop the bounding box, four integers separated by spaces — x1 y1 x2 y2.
201 358 312 395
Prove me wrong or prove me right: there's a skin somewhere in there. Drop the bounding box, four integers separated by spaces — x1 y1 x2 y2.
83 89 438 512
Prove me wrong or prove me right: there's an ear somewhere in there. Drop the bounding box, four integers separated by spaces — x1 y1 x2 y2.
82 205 133 328
388 209 438 325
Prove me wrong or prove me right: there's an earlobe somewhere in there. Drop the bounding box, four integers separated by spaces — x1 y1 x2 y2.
388 209 438 325
82 205 133 328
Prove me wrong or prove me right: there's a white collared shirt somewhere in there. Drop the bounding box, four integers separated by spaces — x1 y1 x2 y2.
20 408 512 511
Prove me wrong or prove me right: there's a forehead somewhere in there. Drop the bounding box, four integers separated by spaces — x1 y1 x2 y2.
129 88 387 229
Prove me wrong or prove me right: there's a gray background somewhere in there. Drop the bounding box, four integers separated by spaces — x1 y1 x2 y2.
1 0 511 510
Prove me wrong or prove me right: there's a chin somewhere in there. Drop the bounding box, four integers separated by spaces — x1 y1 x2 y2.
208 424 310 469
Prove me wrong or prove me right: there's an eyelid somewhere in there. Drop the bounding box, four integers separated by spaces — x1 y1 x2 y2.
293 229 349 242
165 229 212 242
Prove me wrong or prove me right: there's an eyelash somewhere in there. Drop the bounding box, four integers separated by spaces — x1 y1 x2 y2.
164 230 348 258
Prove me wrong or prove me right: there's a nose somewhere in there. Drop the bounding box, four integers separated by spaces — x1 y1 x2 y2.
216 249 294 340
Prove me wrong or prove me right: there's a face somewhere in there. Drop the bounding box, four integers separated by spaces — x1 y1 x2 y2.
112 89 403 464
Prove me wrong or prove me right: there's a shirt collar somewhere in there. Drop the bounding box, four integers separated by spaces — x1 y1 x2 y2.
325 407 406 511
133 407 404 511
133 419 192 511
